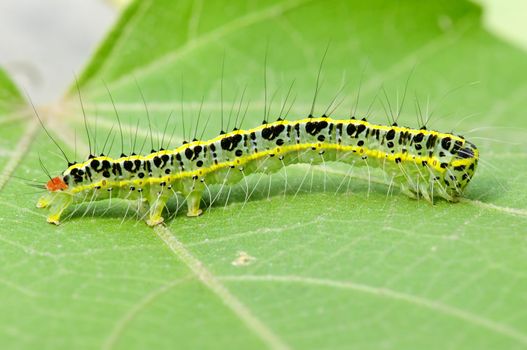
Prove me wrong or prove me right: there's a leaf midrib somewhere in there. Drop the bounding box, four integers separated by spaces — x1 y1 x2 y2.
81 0 316 98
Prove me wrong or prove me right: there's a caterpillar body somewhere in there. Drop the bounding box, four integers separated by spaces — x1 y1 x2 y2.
37 116 479 226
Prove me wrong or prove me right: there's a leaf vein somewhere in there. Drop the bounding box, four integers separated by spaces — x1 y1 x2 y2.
88 0 314 98
220 274 527 345
154 225 291 350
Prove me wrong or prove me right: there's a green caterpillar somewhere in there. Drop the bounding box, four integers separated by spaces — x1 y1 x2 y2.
37 116 479 226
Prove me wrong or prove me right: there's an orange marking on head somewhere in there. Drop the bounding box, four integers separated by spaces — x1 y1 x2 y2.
46 176 68 192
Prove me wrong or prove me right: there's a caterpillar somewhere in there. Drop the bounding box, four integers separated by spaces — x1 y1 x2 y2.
36 114 479 226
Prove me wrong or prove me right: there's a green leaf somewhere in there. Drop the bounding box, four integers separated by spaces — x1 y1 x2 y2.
1 1 527 349
0 68 24 113
0 67 37 188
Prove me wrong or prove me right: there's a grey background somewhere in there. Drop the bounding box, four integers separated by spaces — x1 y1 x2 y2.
0 0 116 103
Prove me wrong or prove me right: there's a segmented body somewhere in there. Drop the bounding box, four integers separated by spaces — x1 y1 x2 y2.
37 116 479 226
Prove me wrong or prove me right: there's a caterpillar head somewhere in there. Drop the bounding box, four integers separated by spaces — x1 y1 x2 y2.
37 175 73 224
45 176 68 192
37 176 69 208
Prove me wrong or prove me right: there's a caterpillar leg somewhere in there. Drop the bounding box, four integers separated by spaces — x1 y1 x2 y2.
418 183 432 203
400 183 417 200
44 194 73 225
146 195 168 226
186 190 203 217
37 193 52 209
